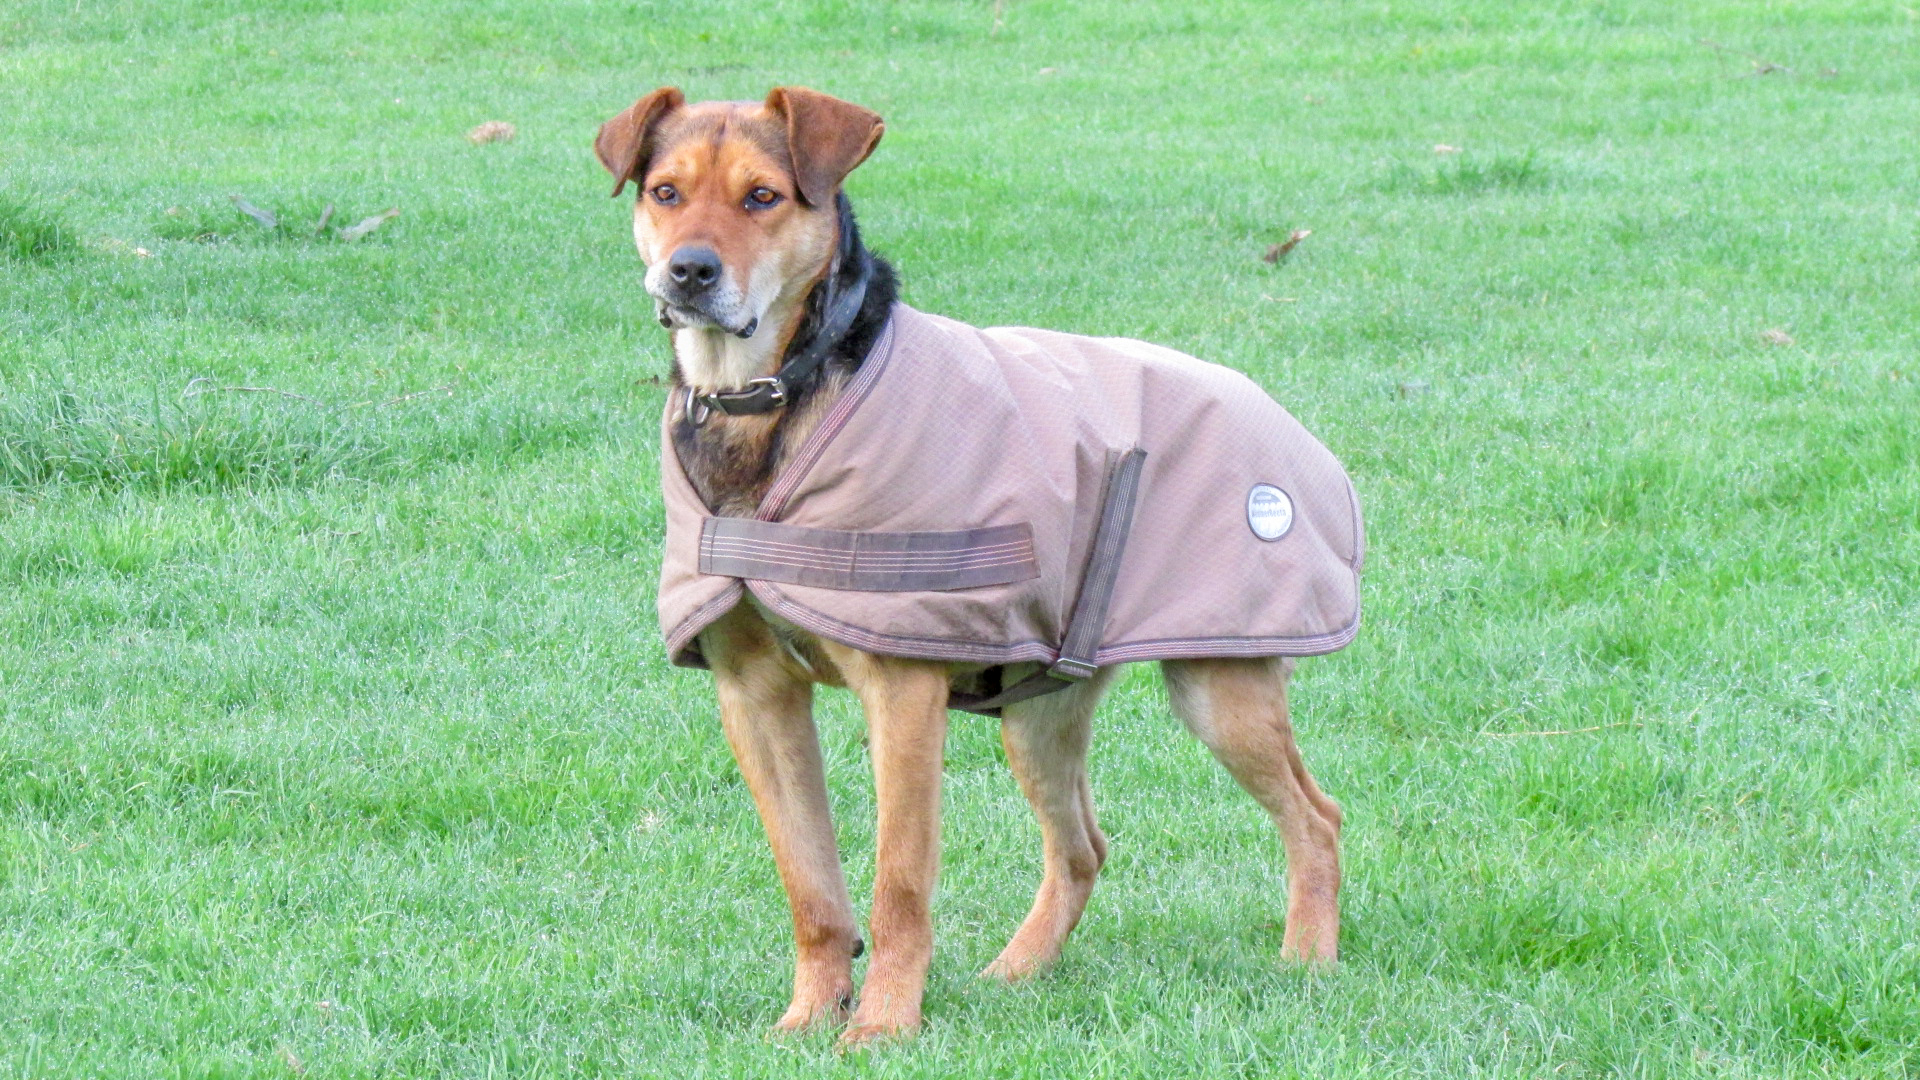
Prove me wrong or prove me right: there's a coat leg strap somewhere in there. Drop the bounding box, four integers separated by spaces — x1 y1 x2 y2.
1048 447 1147 680
947 448 1148 717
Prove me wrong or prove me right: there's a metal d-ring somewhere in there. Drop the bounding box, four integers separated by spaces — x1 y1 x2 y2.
685 391 713 427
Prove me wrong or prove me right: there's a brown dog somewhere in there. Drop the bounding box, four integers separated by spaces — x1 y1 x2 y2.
595 86 1345 1046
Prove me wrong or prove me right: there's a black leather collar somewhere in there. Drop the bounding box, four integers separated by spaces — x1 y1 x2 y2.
685 244 873 425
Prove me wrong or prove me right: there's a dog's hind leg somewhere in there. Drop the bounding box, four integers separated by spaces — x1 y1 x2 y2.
817 643 953 1046
982 666 1117 981
1161 657 1341 964
704 607 860 1033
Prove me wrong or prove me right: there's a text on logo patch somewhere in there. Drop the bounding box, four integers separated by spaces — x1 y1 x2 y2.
1247 484 1294 541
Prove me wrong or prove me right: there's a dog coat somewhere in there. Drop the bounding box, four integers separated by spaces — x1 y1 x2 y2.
657 303 1364 711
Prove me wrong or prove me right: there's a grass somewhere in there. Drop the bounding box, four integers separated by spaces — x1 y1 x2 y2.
1381 149 1546 194
0 193 75 263
2 0 1917 1076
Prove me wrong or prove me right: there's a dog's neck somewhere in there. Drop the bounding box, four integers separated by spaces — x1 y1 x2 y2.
666 193 897 517
670 291 807 392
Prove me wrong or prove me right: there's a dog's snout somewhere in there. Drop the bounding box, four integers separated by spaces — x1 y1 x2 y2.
667 246 723 292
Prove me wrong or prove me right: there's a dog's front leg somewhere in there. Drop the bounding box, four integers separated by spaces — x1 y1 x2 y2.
704 609 861 1033
821 644 951 1046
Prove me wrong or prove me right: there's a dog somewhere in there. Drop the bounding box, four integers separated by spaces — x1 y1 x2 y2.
594 86 1352 1046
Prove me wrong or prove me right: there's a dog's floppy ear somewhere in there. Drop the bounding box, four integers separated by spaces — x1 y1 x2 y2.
764 86 884 207
595 87 685 197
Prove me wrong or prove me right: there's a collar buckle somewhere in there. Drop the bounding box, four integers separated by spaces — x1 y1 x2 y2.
744 375 788 407
686 376 789 426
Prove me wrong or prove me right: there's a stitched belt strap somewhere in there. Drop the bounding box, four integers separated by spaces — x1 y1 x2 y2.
699 519 1039 592
698 448 1147 716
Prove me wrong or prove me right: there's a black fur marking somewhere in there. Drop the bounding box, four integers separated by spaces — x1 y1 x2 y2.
796 193 898 386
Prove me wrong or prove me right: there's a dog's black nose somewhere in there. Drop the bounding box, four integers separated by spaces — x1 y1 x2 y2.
667 246 722 292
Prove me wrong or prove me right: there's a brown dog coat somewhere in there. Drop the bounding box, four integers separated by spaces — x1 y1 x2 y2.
657 303 1364 710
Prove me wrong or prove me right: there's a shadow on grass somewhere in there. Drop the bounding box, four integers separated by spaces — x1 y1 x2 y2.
1 192 78 263
152 197 399 245
1770 945 1920 1066
0 384 616 495
1381 151 1547 195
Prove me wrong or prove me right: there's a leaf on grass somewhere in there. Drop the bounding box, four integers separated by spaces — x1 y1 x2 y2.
98 238 152 258
1434 143 1462 154
338 208 400 242
1262 228 1312 264
467 120 517 144
231 195 278 229
1761 328 1795 346
314 203 334 234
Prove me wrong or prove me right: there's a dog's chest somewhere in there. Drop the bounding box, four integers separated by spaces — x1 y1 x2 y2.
670 368 851 518
740 595 1000 698
744 595 847 686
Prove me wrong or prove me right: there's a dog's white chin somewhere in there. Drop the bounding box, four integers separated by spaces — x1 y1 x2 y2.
655 299 759 338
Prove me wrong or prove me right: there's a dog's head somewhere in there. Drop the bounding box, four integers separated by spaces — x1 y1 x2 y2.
595 87 884 339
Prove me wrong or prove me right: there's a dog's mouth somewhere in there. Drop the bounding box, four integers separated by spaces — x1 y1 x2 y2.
655 300 759 339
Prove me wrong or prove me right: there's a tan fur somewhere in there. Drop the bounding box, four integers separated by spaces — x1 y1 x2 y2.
1163 657 1342 964
631 104 839 391
597 86 1344 1046
982 667 1117 980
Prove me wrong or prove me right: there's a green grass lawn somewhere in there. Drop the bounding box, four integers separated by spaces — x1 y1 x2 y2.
3 0 1918 1075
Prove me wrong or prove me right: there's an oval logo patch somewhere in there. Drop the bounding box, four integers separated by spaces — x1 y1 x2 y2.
1247 484 1294 541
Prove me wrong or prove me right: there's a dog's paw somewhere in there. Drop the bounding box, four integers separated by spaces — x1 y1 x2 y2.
772 991 852 1035
1279 923 1339 968
978 954 1044 983
980 933 1064 982
837 1017 920 1050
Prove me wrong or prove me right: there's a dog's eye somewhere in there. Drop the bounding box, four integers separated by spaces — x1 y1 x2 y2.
650 184 679 205
745 187 782 210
